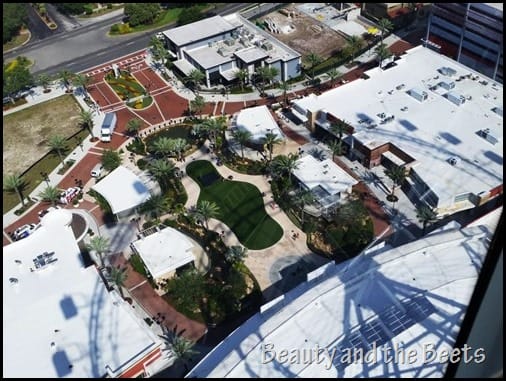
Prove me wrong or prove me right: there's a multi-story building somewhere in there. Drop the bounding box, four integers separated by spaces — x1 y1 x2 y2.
425 3 503 83
291 46 503 217
161 15 301 88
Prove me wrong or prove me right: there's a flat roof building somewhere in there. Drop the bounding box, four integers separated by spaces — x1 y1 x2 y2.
292 46 503 216
3 209 162 378
292 155 358 213
130 226 198 279
187 219 494 378
161 14 301 88
235 105 284 144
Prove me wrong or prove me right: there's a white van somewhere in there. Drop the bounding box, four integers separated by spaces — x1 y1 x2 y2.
91 164 103 178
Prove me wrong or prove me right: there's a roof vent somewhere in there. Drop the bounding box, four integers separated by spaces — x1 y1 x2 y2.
448 157 459 166
9 277 19 284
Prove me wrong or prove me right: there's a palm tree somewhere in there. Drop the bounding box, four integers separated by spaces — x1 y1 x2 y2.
159 326 199 372
225 245 248 264
293 188 315 224
375 43 392 68
262 132 282 161
59 69 73 92
278 81 292 107
150 36 168 66
346 35 363 64
255 66 279 95
305 52 323 82
384 165 407 199
152 137 174 158
194 200 220 230
141 193 170 220
328 140 343 160
271 153 299 182
330 121 347 141
232 129 252 159
87 235 110 268
108 265 129 298
235 69 249 91
73 73 92 96
170 138 188 161
126 118 142 137
101 149 122 171
47 135 67 165
37 73 52 91
200 117 227 147
79 110 95 138
38 185 60 207
148 159 176 191
378 18 394 44
3 173 27 207
326 68 341 88
185 69 205 93
189 94 206 118
416 205 438 235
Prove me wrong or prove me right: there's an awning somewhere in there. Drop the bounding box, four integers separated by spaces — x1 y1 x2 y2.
172 59 197 76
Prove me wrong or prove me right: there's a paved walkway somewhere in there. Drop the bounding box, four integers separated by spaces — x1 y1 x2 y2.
167 141 330 300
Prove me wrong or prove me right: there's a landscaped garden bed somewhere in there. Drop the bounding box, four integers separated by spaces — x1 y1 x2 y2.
105 69 153 109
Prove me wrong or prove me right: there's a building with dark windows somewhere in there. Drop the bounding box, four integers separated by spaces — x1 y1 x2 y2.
425 3 503 84
160 15 301 88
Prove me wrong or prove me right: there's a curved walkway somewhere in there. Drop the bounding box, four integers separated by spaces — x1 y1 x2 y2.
173 141 329 300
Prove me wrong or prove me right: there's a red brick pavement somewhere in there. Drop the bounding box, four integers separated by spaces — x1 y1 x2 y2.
389 39 415 56
110 253 207 342
58 152 102 189
94 82 121 106
133 67 168 91
131 103 164 126
223 101 246 115
153 91 188 119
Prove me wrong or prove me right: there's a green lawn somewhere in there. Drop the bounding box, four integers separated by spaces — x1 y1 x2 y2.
186 160 283 250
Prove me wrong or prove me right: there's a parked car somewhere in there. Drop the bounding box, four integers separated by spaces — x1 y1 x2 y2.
38 206 61 219
13 223 38 241
90 163 103 178
59 187 81 204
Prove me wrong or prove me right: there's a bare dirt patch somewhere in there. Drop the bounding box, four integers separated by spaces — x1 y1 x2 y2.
3 94 83 175
259 6 347 62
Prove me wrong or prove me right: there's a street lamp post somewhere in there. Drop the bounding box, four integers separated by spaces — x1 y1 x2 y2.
40 171 50 185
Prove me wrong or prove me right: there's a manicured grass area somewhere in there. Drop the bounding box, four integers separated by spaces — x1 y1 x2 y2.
105 70 145 100
186 160 283 250
126 96 153 109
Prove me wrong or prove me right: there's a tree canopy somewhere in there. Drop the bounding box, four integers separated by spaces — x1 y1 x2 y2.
3 4 27 44
124 3 160 27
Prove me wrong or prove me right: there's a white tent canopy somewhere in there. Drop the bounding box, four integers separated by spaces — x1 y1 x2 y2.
92 166 150 215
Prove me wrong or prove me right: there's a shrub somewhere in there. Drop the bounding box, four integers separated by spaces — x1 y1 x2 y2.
84 4 93 15
110 24 119 33
126 138 146 155
137 158 148 170
118 23 132 34
107 3 113 9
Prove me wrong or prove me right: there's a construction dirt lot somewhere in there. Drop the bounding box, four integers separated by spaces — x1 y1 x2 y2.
259 5 349 63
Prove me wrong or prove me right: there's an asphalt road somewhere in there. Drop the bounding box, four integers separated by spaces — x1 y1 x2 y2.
4 3 253 77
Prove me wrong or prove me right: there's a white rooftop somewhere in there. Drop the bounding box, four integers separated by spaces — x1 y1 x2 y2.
187 220 494 378
131 227 196 279
234 46 269 63
3 209 159 378
235 105 284 143
186 46 232 69
172 59 197 76
293 46 503 207
162 15 237 47
91 165 150 215
293 155 358 196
